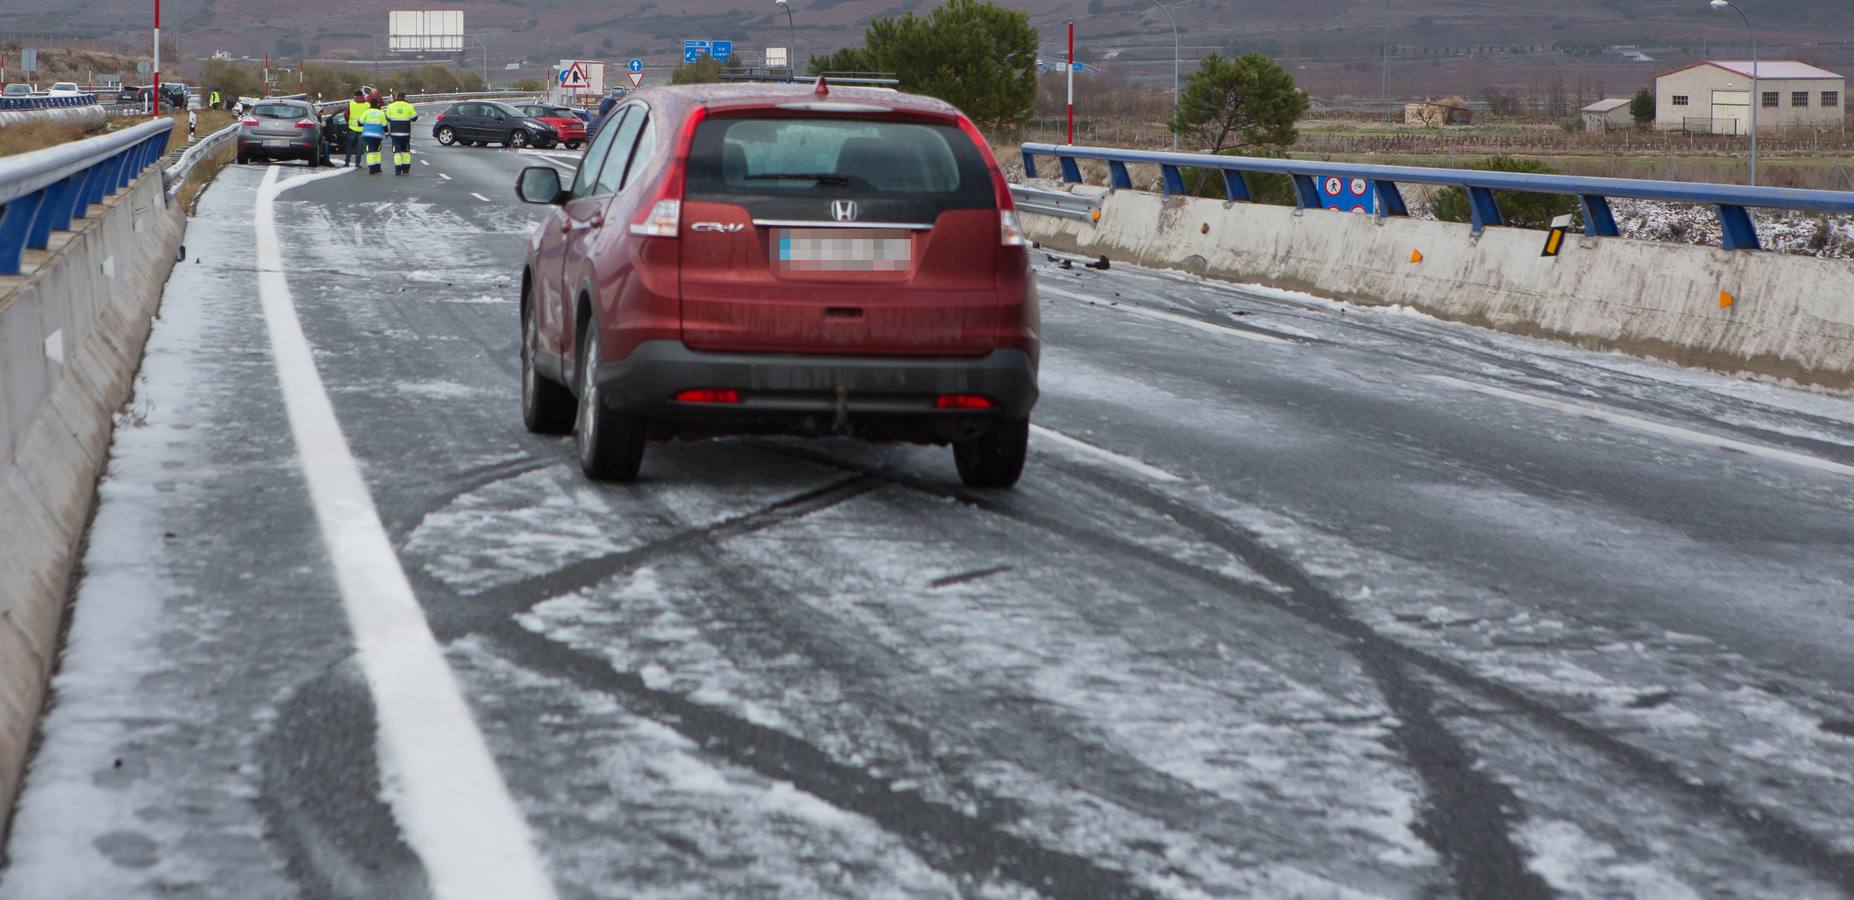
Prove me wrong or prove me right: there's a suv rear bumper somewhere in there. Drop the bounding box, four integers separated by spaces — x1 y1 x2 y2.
592 340 1038 441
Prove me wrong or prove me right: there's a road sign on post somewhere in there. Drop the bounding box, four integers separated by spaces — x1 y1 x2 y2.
21 48 37 74
628 71 644 88
712 41 733 62
628 58 643 74
682 40 709 64
766 47 788 69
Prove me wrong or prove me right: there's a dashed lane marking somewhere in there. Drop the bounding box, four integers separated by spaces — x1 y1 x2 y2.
1422 374 1854 479
438 172 452 180
470 192 493 203
254 166 559 900
1031 424 1183 483
420 158 431 166
1040 283 1296 346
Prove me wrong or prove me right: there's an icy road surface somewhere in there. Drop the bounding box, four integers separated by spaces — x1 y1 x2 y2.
4 138 1854 900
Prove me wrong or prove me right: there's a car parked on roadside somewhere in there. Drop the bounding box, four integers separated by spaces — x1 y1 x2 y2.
513 102 587 149
236 99 325 166
513 80 1038 486
431 101 558 148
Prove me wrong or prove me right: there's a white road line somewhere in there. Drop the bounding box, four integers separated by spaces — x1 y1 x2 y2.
1040 282 1296 346
1422 374 1854 479
1032 424 1183 483
254 166 559 900
437 172 452 180
469 191 493 203
420 158 431 166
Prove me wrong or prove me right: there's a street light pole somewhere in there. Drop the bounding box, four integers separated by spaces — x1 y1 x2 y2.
776 0 797 82
1711 0 1757 185
1148 0 1179 149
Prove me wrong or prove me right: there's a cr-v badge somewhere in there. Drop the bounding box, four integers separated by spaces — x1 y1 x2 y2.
691 222 746 233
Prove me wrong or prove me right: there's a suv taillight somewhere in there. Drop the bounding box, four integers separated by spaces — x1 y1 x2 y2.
955 115 1023 247
628 107 708 240
1000 210 1026 247
630 200 681 237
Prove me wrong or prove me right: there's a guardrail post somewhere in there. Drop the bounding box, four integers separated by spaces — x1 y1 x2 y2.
85 155 123 206
1220 170 1251 202
1058 156 1083 184
1290 174 1320 209
1159 164 1186 195
1371 180 1408 216
1021 150 1038 180
28 175 85 245
1467 186 1503 232
0 193 46 275
1716 204 1760 250
1108 160 1133 190
1579 195 1619 237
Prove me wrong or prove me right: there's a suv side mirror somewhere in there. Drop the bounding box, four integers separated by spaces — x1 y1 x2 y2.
516 166 565 205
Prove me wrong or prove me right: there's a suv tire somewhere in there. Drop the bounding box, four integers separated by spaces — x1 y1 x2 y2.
435 126 456 146
521 294 575 434
574 317 647 481
953 418 1028 488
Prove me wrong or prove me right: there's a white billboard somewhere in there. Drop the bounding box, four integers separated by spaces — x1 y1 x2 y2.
389 10 464 52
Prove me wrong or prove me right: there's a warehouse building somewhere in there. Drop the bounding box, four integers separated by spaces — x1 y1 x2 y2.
1581 98 1633 131
1654 60 1844 133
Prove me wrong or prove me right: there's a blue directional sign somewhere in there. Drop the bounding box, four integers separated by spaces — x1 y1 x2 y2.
712 40 733 62
1071 61 1084 72
628 58 643 74
682 40 709 64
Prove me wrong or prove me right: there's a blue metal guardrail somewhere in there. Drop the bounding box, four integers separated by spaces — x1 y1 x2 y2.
0 117 174 275
0 94 101 111
1021 142 1854 251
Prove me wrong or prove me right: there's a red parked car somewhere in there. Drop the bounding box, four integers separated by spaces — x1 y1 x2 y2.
515 103 588 149
514 80 1038 486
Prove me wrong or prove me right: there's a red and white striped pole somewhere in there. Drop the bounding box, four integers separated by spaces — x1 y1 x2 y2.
151 0 160 118
1065 21 1074 145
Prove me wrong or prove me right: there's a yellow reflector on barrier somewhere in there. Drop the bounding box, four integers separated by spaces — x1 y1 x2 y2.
1720 290 1735 308
1410 249 1423 263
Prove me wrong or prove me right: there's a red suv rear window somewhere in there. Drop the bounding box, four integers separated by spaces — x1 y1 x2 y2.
683 116 995 223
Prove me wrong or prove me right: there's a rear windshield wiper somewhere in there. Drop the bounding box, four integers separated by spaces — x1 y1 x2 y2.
743 172 852 185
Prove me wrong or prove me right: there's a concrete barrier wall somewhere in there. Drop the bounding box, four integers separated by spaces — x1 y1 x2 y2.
0 165 185 836
0 105 109 130
1023 182 1854 392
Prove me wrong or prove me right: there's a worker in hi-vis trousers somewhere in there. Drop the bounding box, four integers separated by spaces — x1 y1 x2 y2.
359 104 388 174
345 89 370 167
384 93 419 175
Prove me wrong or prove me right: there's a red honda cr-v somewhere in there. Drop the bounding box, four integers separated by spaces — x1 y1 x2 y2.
515 80 1039 486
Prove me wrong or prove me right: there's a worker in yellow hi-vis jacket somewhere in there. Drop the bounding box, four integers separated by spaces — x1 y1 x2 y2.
384 93 419 176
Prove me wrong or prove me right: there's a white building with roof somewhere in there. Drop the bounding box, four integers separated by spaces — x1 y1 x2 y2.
1581 98 1632 131
1654 60 1844 133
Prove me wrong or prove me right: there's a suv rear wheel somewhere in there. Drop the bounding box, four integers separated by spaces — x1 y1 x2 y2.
574 316 647 481
953 418 1028 488
521 294 575 434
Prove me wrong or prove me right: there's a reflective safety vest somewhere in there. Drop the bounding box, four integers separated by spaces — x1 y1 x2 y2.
384 100 418 135
348 99 371 132
359 107 388 139
209 90 220 106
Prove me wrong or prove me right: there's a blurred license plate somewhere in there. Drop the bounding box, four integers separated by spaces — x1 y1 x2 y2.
264 139 289 147
776 229 910 272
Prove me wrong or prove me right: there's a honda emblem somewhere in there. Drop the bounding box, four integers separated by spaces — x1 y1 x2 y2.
831 199 858 223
